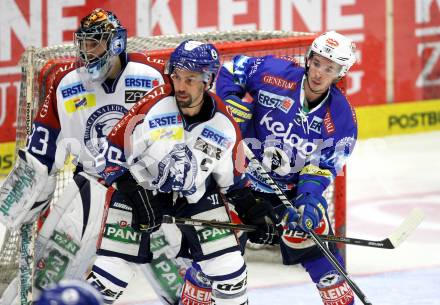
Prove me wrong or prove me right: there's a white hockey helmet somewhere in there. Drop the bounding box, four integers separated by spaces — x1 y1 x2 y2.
306 31 356 78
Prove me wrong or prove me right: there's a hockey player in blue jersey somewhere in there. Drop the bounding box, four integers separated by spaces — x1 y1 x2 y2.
215 31 358 305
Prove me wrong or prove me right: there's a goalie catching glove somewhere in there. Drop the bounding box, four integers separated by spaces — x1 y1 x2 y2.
227 188 281 245
116 173 167 233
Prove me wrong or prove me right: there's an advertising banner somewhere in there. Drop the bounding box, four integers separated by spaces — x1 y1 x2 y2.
0 0 439 145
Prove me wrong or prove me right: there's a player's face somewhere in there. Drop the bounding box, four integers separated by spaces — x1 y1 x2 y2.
77 34 108 62
171 69 207 109
307 54 341 92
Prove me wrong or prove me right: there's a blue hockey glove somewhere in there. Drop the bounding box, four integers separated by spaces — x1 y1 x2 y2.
281 207 299 230
294 193 328 232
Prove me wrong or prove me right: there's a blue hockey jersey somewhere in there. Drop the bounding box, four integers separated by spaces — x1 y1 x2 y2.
216 55 357 196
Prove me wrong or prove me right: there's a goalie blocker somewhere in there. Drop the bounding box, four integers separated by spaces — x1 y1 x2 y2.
0 149 56 229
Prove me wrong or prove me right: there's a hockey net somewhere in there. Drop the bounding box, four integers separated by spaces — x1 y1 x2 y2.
0 30 346 295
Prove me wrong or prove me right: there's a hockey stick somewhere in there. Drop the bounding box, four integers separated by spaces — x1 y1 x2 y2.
163 207 424 249
163 215 257 232
241 144 373 305
19 47 37 305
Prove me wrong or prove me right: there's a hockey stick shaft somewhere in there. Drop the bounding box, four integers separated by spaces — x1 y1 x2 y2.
20 48 36 305
163 215 258 232
162 215 411 249
242 145 373 305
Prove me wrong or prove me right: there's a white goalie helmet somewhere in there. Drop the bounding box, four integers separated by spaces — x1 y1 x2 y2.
306 31 357 78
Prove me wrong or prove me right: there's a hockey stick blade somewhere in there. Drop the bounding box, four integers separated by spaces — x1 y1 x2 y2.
386 207 425 248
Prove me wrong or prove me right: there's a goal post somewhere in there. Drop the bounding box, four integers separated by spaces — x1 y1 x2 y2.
0 30 347 297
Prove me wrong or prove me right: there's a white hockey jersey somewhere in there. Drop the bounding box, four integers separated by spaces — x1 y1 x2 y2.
104 84 245 203
27 53 168 176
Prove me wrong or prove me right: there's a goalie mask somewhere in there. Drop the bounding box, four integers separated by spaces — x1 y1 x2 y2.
74 8 127 83
36 280 103 305
305 31 356 78
166 40 220 86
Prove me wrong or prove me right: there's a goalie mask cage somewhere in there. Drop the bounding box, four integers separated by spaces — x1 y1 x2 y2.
0 30 347 295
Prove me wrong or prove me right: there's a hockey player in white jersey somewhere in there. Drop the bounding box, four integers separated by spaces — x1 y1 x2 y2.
0 8 190 305
102 39 278 305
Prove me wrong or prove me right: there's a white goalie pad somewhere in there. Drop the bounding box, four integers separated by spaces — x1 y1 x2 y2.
0 172 109 302
32 172 109 298
0 150 51 229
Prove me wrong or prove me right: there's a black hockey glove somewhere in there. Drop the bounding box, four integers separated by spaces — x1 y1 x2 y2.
227 188 281 245
247 223 280 245
227 188 278 224
116 173 165 233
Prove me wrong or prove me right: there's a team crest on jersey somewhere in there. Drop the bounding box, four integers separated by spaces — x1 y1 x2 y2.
64 94 97 113
153 144 197 195
125 75 160 89
200 126 232 149
60 82 87 99
257 90 294 113
84 104 128 158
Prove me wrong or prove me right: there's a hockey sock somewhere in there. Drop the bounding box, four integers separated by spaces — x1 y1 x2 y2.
180 264 212 305
302 253 355 305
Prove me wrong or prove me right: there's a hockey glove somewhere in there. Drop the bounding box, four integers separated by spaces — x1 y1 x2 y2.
281 207 299 231
227 188 280 225
294 192 328 232
248 223 280 245
117 174 164 233
227 188 281 245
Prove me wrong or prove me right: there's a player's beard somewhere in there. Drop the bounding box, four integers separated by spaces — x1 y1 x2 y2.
176 94 194 108
176 89 204 109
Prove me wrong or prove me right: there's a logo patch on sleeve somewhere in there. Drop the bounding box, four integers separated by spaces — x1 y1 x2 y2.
64 94 96 113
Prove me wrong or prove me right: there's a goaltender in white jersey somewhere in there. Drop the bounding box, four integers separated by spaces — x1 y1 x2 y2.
0 8 190 305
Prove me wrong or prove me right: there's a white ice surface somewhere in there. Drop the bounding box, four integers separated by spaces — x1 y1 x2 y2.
2 131 440 304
